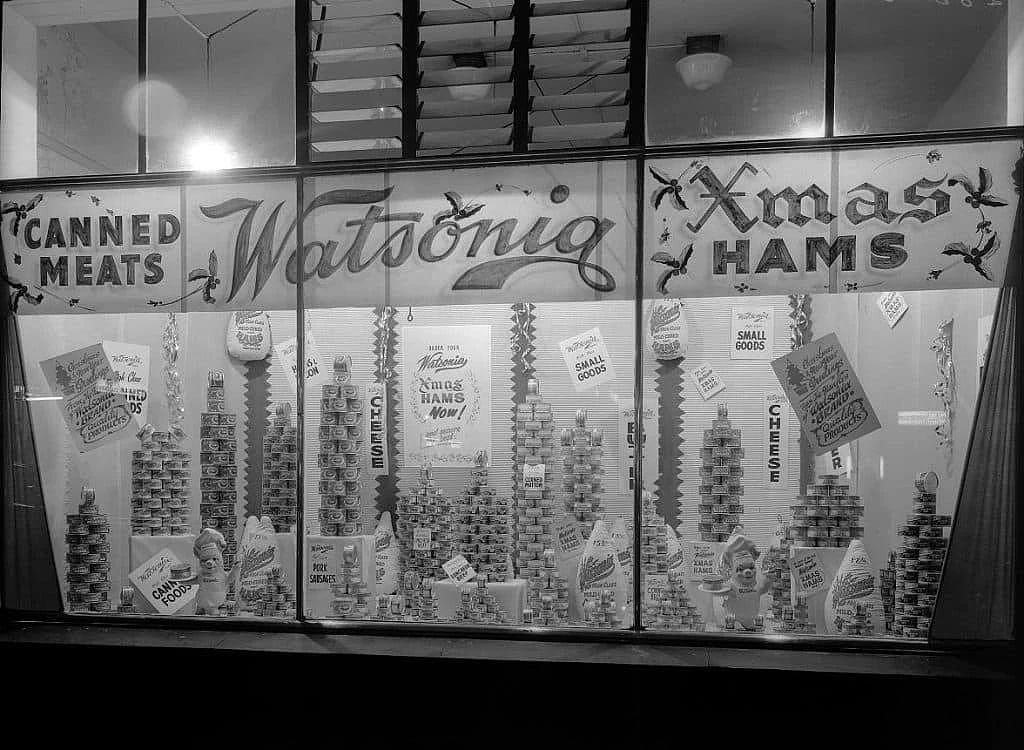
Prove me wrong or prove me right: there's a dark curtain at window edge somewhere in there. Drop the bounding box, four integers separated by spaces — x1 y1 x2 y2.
0 249 62 613
932 147 1023 642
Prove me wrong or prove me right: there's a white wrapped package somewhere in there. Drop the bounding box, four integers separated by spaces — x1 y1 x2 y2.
574 520 629 622
610 517 632 591
226 311 272 361
236 515 282 610
374 511 400 595
645 298 688 360
824 539 883 634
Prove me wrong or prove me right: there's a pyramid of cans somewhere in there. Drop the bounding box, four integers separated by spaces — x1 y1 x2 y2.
455 451 513 582
880 552 897 634
639 492 669 578
399 571 439 621
893 471 950 639
643 573 704 631
318 355 365 536
263 402 298 532
65 487 111 613
763 523 796 621
697 404 745 542
252 566 296 617
561 409 604 540
453 574 510 625
775 594 811 633
131 428 192 536
521 548 569 625
583 590 621 628
198 371 238 574
789 474 864 548
838 603 874 636
513 378 556 575
397 465 454 580
330 543 372 619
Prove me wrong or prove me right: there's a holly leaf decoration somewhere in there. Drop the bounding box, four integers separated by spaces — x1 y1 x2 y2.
188 268 209 281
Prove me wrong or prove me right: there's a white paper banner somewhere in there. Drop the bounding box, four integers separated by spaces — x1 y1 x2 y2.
401 325 491 467
763 392 789 485
730 306 774 360
559 326 615 391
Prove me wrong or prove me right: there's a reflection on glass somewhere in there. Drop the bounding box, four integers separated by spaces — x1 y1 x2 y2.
0 0 139 179
146 0 295 171
646 0 826 144
836 0 1012 135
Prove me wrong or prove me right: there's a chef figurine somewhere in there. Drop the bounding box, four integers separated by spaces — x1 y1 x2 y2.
193 527 229 615
708 526 774 630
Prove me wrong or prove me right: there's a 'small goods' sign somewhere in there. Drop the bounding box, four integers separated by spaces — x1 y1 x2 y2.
1 141 1018 315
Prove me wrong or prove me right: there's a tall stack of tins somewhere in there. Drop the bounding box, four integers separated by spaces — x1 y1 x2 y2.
263 402 298 532
199 371 238 578
397 465 453 581
893 471 950 639
560 409 605 541
318 356 365 536
455 451 514 582
697 404 745 542
65 487 111 613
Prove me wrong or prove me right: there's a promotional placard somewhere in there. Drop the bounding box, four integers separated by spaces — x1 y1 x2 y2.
876 292 909 328
402 325 491 467
771 333 881 454
730 306 774 360
684 540 719 582
366 382 389 475
791 547 828 596
617 405 659 493
101 341 150 428
690 362 725 400
128 548 197 615
762 392 789 484
523 463 546 491
40 343 134 452
441 554 477 584
273 329 326 396
559 327 615 391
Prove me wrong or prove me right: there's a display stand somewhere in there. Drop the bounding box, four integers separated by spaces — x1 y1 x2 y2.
432 579 528 624
129 534 198 615
304 534 375 618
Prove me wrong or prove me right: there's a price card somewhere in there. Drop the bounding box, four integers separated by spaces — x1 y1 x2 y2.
128 548 196 615
690 362 725 400
523 463 546 491
685 540 718 581
441 554 477 584
413 527 432 552
791 548 827 595
876 292 909 328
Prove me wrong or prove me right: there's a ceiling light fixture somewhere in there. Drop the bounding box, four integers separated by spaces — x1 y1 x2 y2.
676 35 732 91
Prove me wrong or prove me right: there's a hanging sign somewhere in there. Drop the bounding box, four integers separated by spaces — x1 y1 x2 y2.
40 343 134 452
771 333 881 454
730 306 774 360
100 341 150 428
643 141 1019 298
762 392 789 484
128 548 197 615
876 292 909 328
273 329 326 396
690 362 725 400
618 405 658 493
366 382 389 475
815 443 852 477
559 327 616 391
402 325 491 467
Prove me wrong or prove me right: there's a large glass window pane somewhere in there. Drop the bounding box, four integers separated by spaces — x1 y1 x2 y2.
1 0 139 179
646 0 826 144
836 0 1016 135
301 161 638 627
145 1 295 171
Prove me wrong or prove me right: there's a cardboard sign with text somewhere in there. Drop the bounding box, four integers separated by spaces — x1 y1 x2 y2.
559 327 615 391
791 547 828 596
128 548 196 615
771 333 881 455
683 540 719 582
100 341 150 428
274 330 326 395
876 292 909 328
690 362 725 400
442 554 477 584
730 306 774 360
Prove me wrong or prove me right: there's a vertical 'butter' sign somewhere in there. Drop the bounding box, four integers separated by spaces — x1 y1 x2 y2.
771 333 881 455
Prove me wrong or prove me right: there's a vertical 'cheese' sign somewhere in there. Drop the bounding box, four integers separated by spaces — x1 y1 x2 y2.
730 306 774 360
559 327 615 390
763 392 789 484
366 382 389 475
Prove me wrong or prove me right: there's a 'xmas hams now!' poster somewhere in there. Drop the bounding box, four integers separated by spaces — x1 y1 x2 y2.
402 325 491 467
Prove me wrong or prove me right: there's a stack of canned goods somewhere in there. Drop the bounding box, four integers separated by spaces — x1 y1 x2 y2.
560 409 604 540
880 552 897 634
643 571 704 631
521 548 569 625
763 524 795 620
199 371 238 573
697 404 745 542
513 378 556 576
893 471 949 639
788 474 864 548
583 589 621 628
65 487 111 613
396 465 454 580
839 603 874 636
263 402 298 532
455 451 513 582
330 543 371 619
318 356 364 536
401 572 439 621
117 586 136 614
639 491 669 577
130 427 192 536
775 594 811 633
453 574 510 625
252 566 296 617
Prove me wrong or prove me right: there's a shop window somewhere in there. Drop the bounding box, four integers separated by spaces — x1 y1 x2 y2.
1 0 140 179
645 0 827 144
145 1 295 171
835 0 1018 135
